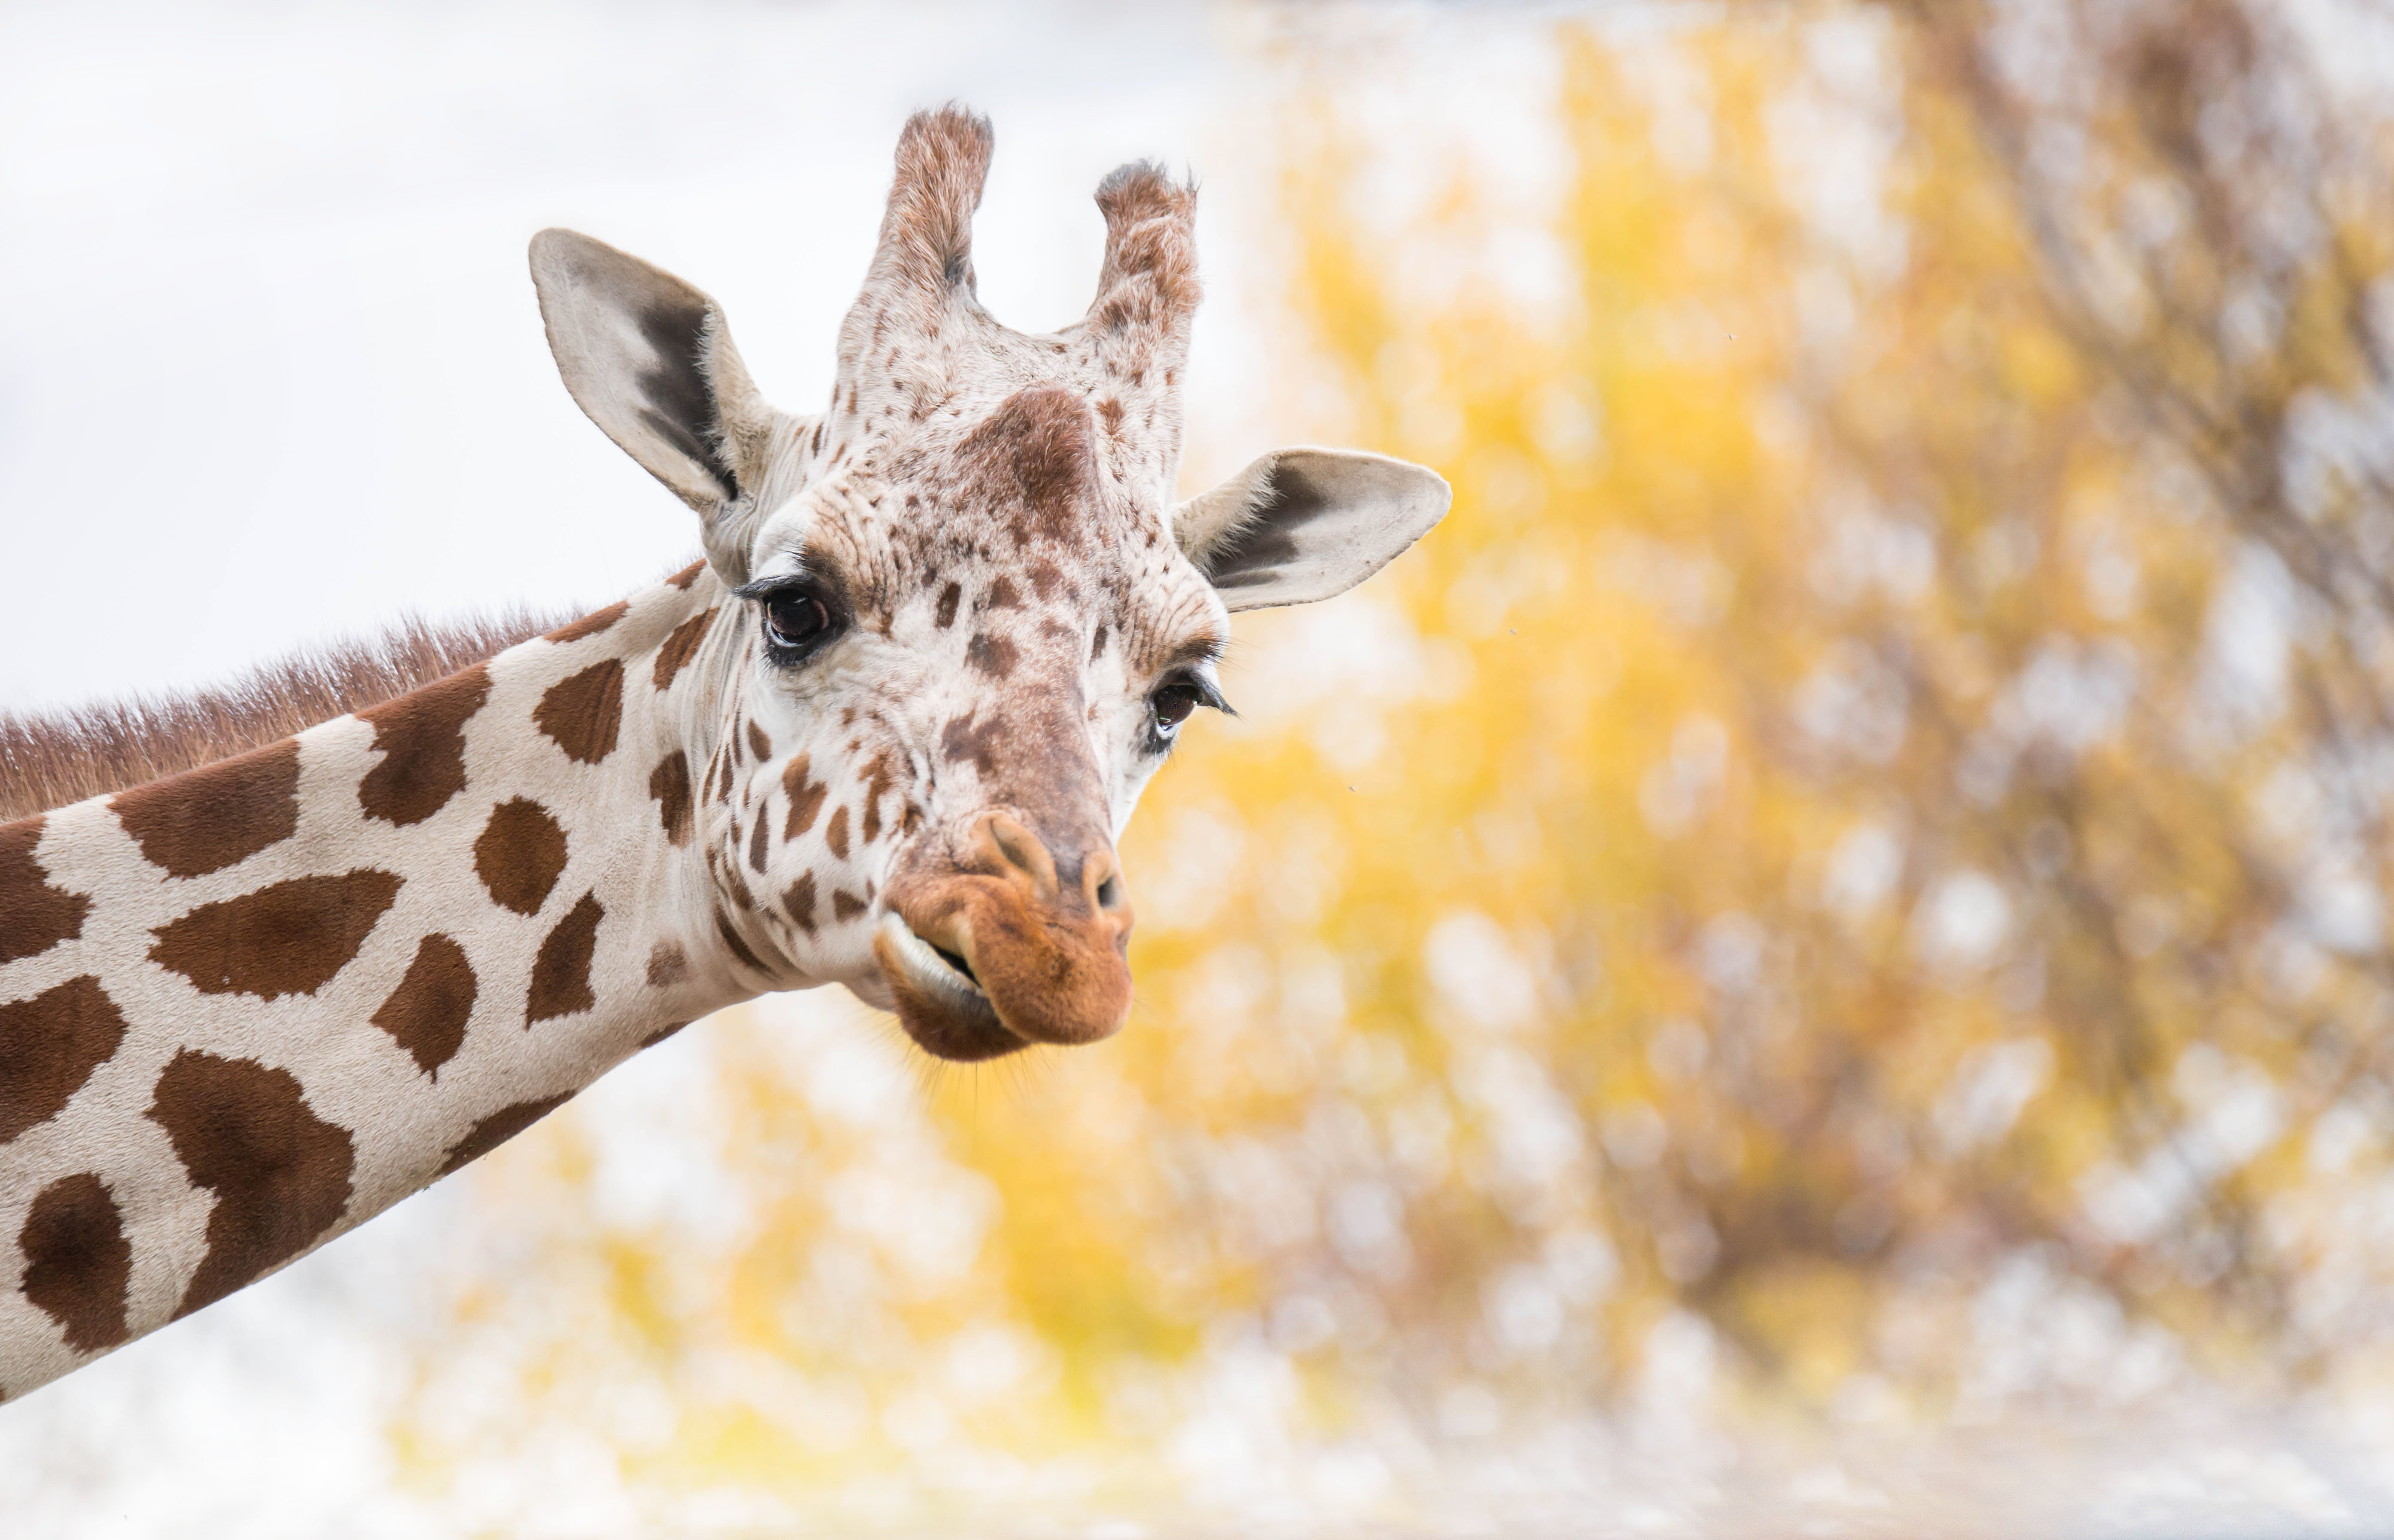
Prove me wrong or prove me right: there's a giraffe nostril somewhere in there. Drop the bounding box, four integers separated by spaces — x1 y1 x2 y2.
1095 873 1125 911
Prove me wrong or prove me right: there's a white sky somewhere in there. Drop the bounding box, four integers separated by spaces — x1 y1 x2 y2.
0 0 1268 710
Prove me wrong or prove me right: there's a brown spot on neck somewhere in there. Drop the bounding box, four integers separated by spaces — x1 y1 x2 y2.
527 892 604 1025
148 870 401 1000
0 975 127 1145
646 940 688 987
357 664 492 827
651 754 694 846
370 934 477 1079
715 908 769 974
653 609 716 692
535 660 627 765
437 1094 573 1177
544 600 630 644
825 805 851 861
111 738 300 880
746 719 773 761
783 872 818 934
0 816 89 967
782 755 830 839
18 1173 130 1353
474 798 569 916
934 581 963 630
147 1049 356 1319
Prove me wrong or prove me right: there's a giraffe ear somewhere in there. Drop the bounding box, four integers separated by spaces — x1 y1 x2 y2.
529 229 795 581
1174 448 1451 612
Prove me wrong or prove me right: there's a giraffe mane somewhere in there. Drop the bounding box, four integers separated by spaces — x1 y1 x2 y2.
0 608 574 825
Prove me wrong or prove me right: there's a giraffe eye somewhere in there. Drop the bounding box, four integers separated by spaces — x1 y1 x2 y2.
1147 673 1229 752
1151 684 1202 733
762 589 834 653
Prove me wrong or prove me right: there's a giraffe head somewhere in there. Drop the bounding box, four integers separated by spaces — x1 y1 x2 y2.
530 108 1446 1061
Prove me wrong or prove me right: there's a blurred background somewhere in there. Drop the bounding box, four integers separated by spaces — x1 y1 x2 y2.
8 1 2394 1535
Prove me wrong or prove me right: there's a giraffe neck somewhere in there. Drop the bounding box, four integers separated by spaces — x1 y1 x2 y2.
0 565 752 1398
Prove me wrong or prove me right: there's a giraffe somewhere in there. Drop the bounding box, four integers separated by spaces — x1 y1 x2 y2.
0 108 1447 1400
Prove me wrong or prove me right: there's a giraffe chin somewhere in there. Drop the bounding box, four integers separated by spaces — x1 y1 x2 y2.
873 884 1135 1061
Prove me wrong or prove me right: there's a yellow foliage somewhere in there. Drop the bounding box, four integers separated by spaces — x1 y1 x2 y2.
387 2 2394 1518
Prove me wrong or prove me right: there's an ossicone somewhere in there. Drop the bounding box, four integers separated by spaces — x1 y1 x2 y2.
1086 159 1200 336
865 105 997 308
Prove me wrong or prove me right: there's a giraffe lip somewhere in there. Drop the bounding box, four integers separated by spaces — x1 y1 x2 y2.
873 914 1021 1061
929 942 980 988
877 915 989 997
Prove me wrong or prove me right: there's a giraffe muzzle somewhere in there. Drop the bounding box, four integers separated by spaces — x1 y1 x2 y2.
875 811 1135 1061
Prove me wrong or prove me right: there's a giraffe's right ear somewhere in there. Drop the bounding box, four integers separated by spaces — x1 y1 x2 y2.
529 229 796 582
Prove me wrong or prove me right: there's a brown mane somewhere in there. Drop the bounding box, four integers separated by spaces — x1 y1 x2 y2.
0 610 570 825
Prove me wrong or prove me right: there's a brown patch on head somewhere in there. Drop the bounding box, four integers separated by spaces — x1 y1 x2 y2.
473 798 569 916
746 720 773 761
0 975 127 1145
535 660 626 765
967 631 1019 679
1096 397 1126 437
653 609 716 692
357 664 492 827
962 388 1099 546
369 934 476 1078
526 892 604 1025
934 581 963 630
861 754 895 844
667 560 706 590
983 576 1022 610
147 1049 356 1319
833 891 868 922
111 739 300 880
436 1094 573 1177
826 805 851 861
1029 560 1070 602
783 873 818 934
645 940 688 987
1089 624 1109 662
939 713 1003 779
782 755 829 838
651 754 694 846
544 600 630 644
0 816 89 967
749 809 773 873
148 870 402 1000
18 1173 131 1354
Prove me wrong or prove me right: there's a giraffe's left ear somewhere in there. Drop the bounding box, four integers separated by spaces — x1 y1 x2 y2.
530 229 799 582
1173 448 1451 612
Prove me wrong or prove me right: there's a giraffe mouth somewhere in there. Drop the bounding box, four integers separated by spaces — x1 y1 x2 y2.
873 913 1019 1060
